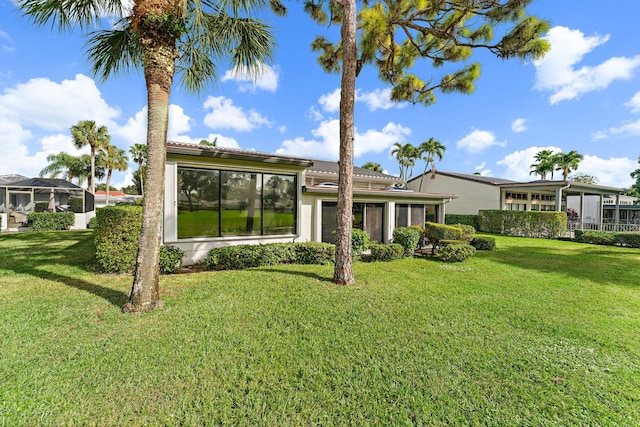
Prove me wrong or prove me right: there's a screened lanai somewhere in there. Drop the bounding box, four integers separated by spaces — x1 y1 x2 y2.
0 178 94 228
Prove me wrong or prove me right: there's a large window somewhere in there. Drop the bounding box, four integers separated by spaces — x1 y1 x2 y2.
322 202 385 243
177 167 296 239
395 204 426 228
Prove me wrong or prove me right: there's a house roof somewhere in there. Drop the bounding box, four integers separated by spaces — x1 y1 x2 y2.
407 170 517 186
499 180 623 194
166 141 314 167
2 177 83 190
306 159 400 183
0 174 29 184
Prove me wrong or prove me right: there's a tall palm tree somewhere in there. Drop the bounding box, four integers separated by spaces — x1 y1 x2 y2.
40 152 85 184
18 0 284 313
555 150 584 181
530 149 556 180
71 120 110 194
100 145 129 206
390 142 407 180
418 137 446 191
390 142 417 182
129 143 147 197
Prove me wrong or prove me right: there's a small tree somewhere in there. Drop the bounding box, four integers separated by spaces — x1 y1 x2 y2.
71 120 110 194
418 137 446 190
361 162 383 173
129 143 147 197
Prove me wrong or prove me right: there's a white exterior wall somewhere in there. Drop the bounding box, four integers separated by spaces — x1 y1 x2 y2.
408 174 500 214
163 159 308 265
0 213 6 231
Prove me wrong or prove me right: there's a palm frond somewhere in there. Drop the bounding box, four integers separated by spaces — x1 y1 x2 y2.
16 0 125 30
85 18 143 82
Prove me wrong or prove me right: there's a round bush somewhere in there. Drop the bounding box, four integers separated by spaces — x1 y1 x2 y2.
439 243 476 263
392 227 421 257
159 245 185 274
368 243 404 262
470 236 496 251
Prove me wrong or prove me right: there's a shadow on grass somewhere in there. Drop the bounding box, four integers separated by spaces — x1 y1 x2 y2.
258 266 335 283
484 240 640 288
0 231 128 307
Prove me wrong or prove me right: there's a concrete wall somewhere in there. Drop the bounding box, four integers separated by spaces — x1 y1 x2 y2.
408 174 500 214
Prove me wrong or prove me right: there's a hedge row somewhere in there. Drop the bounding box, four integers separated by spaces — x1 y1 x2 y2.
205 242 336 270
26 212 75 231
574 230 640 247
445 214 479 230
478 210 566 239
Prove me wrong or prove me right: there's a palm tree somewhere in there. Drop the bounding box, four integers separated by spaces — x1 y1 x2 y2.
40 152 85 184
361 162 383 173
18 0 283 313
390 142 417 182
530 149 556 180
555 150 584 181
417 138 446 191
129 143 147 197
71 120 110 194
390 142 407 180
100 145 129 206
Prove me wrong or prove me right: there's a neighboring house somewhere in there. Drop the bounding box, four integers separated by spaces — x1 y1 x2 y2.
0 177 95 231
408 170 625 230
94 190 142 208
163 142 457 264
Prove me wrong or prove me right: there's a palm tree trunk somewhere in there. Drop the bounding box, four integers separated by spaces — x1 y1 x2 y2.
123 41 176 313
139 161 145 198
333 0 356 286
90 147 96 194
105 170 112 206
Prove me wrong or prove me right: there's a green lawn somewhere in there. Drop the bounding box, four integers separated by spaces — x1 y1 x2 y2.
1 231 639 425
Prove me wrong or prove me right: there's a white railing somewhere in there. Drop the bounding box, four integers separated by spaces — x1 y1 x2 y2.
567 221 640 234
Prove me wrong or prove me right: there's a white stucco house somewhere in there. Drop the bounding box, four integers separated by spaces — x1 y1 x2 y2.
407 170 627 231
163 142 457 264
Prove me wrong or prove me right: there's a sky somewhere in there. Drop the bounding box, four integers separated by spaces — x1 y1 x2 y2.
1 0 640 190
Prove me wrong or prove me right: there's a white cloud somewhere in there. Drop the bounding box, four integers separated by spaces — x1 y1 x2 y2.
275 120 411 160
625 91 640 113
511 118 527 133
0 74 120 131
171 133 240 149
475 162 486 170
356 88 404 111
318 87 405 113
221 63 279 92
456 129 506 154
497 146 562 181
534 26 640 104
278 126 287 134
308 106 324 121
112 104 193 148
203 96 272 132
578 155 635 188
318 89 341 113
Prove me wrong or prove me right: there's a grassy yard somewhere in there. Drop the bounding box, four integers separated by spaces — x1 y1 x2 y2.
1 231 639 426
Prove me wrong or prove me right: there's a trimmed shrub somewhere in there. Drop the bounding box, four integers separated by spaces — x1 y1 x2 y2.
470 236 496 251
616 232 640 248
408 225 426 248
88 216 97 229
439 243 476 263
368 243 404 262
159 245 185 274
205 242 335 270
440 239 466 247
478 210 566 239
424 222 463 254
293 242 335 265
392 227 422 257
69 197 84 213
351 228 370 255
94 205 143 273
27 212 75 231
577 231 617 246
445 214 479 230
573 229 584 241
451 223 475 243
34 202 49 213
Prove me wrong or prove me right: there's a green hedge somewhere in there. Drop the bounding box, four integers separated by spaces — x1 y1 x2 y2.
470 236 496 251
478 210 566 239
159 245 185 274
26 212 75 231
425 222 463 255
616 232 640 248
574 230 640 248
205 242 335 270
392 227 422 257
368 243 404 262
94 206 143 273
445 214 479 230
449 223 475 243
439 243 476 262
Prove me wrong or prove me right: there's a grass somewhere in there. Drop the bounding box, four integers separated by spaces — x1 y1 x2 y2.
1 231 639 425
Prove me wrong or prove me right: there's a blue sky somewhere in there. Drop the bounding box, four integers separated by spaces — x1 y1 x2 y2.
1 0 640 189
